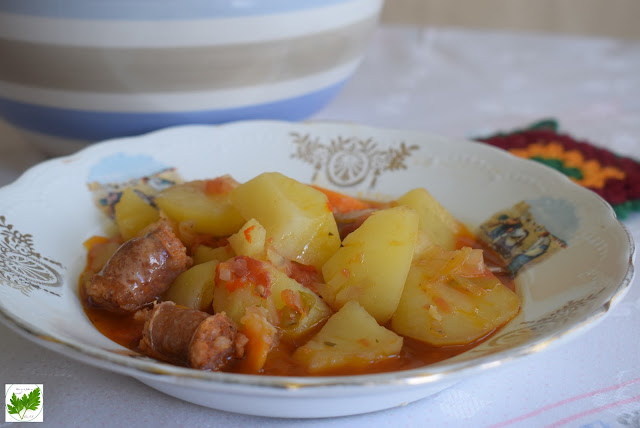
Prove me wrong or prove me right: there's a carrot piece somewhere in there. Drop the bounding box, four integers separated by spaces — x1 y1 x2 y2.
83 235 122 275
310 185 371 214
83 235 111 251
238 307 278 373
244 225 256 243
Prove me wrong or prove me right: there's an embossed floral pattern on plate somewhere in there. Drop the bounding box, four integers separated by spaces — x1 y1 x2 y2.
0 216 64 297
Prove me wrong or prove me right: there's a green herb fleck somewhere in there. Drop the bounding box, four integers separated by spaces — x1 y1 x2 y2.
324 341 337 347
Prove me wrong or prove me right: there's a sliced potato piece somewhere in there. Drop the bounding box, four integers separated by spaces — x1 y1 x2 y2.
192 244 235 265
391 246 520 346
320 206 419 324
114 188 160 240
213 256 332 339
155 181 245 236
396 188 464 250
293 300 403 374
229 172 340 269
228 219 267 260
163 260 218 311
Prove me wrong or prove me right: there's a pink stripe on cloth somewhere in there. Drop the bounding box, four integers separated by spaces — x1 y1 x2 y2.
546 394 640 428
489 376 640 428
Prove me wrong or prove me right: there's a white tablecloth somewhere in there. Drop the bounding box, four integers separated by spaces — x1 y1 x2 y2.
1 26 639 427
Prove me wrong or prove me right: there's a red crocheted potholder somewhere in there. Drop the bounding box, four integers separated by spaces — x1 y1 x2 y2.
476 120 640 219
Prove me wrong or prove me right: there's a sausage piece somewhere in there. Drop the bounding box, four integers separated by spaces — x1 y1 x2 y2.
138 301 247 371
83 221 192 312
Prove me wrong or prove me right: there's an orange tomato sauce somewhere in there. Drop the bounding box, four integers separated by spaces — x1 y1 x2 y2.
80 229 514 377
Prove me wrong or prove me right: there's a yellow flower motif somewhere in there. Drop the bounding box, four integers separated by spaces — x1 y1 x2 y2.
509 142 625 189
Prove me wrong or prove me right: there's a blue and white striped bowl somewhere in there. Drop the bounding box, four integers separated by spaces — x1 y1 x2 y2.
0 0 383 154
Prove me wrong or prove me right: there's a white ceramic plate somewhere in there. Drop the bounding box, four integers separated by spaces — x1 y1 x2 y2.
0 121 634 418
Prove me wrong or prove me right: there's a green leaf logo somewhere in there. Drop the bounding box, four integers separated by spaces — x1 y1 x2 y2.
6 386 41 421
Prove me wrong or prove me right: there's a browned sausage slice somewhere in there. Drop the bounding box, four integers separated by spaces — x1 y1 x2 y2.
83 221 192 312
138 301 246 371
189 313 246 370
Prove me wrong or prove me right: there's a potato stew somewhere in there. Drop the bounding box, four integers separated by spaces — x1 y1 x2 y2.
80 172 520 376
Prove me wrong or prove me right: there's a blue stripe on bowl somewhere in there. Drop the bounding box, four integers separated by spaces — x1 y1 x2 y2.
0 80 347 141
0 0 354 20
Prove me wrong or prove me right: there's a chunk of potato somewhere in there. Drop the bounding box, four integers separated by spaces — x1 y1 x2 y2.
228 219 267 260
155 181 245 236
163 260 218 311
229 172 340 269
293 300 403 374
391 246 520 346
320 206 419 324
396 188 464 251
213 256 332 339
192 244 235 265
114 188 160 240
